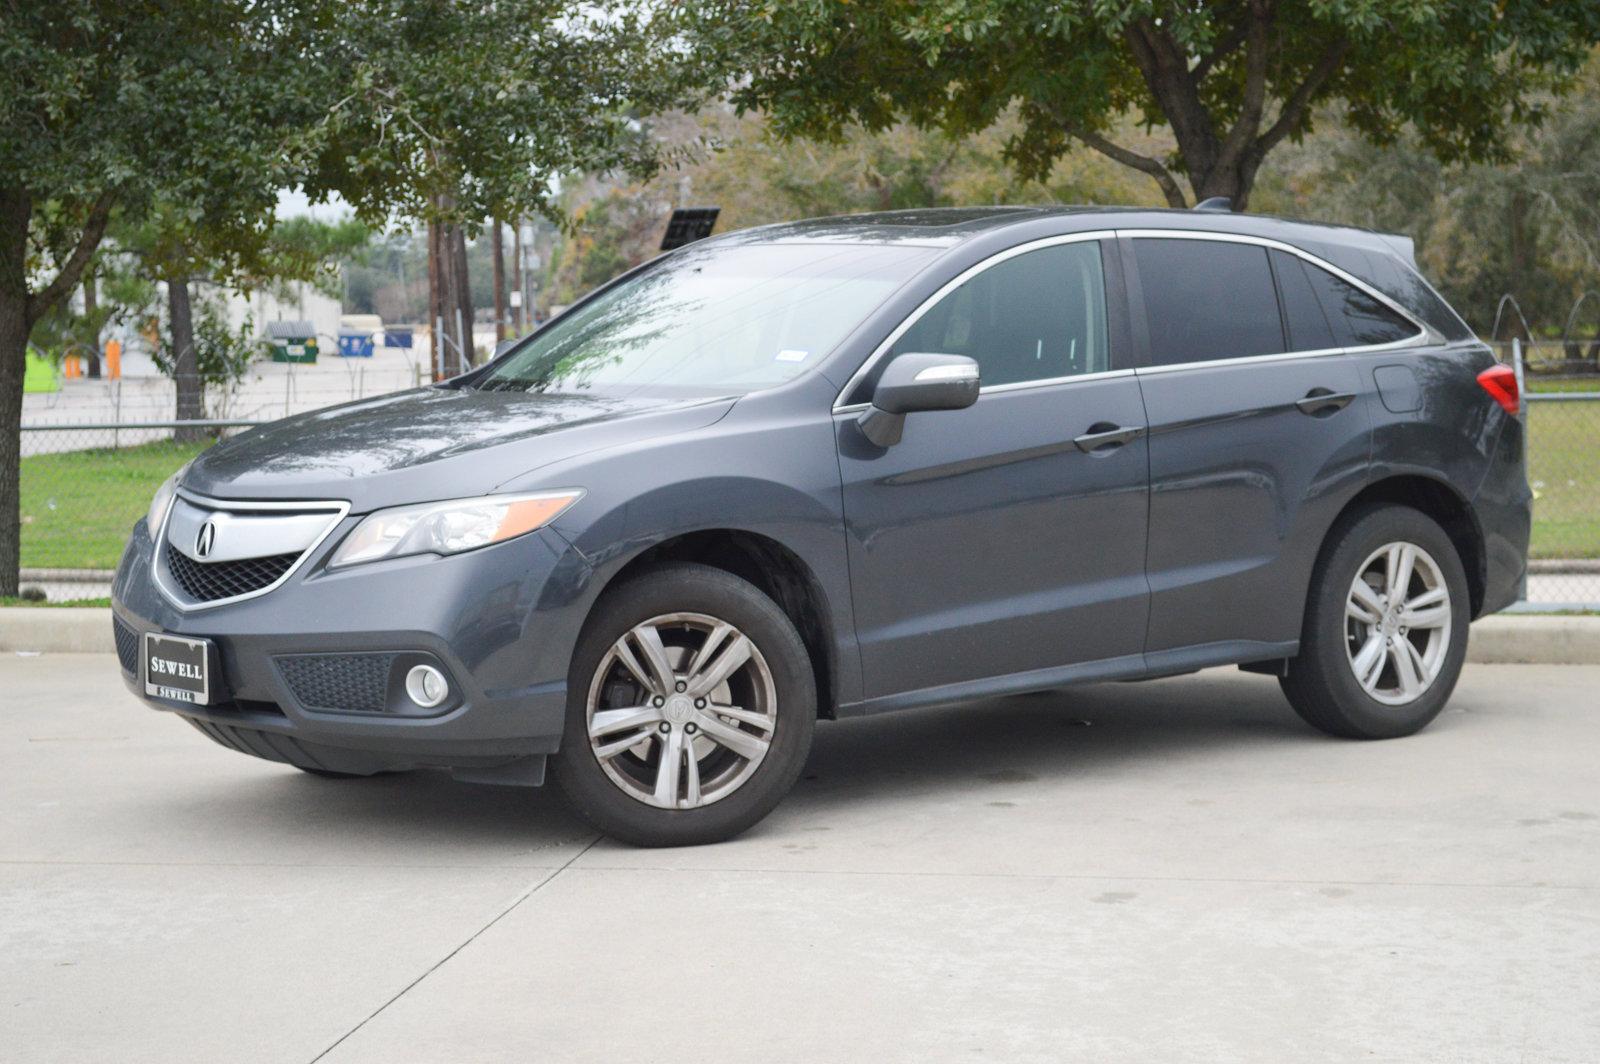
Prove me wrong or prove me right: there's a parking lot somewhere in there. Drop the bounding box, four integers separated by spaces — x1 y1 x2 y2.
4 653 1597 1063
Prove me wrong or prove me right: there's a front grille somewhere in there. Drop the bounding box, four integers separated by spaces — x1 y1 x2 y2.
113 618 139 675
277 653 396 713
164 543 299 603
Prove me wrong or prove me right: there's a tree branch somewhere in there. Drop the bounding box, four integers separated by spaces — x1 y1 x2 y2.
1253 38 1350 158
1191 21 1250 83
27 192 115 327
1212 3 1275 181
1125 17 1219 184
1063 121 1188 208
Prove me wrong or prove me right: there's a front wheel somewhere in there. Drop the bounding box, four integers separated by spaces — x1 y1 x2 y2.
551 563 816 846
1280 504 1471 739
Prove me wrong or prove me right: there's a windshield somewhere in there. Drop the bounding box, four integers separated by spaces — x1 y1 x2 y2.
472 241 936 396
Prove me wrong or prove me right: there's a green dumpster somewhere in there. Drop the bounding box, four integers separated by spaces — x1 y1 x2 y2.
266 320 319 364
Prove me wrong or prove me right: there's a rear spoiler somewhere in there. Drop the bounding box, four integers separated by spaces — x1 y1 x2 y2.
1374 233 1419 270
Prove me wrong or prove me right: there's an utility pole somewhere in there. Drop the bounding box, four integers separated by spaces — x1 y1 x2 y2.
510 218 524 336
491 217 507 344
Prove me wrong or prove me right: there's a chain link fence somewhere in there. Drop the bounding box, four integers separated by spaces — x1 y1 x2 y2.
15 345 1600 608
1492 340 1600 609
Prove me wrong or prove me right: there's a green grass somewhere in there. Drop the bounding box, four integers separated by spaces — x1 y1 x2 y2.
1527 401 1600 559
0 596 111 607
20 440 210 570
1527 376 1600 394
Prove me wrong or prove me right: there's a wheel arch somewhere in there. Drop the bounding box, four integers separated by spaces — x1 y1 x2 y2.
1332 474 1487 618
595 529 840 719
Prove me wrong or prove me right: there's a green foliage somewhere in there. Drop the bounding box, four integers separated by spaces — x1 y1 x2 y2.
2 0 324 280
684 1 1600 207
300 1 703 231
1252 54 1600 335
151 295 260 390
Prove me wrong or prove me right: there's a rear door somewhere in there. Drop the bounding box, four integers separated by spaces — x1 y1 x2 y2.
1125 233 1388 656
836 236 1151 703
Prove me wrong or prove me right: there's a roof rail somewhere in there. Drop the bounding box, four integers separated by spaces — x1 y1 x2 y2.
1193 197 1233 212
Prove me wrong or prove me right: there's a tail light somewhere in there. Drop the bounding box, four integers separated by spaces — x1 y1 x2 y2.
1476 364 1520 416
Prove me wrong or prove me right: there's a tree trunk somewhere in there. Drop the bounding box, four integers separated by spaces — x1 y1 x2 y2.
0 188 31 597
168 277 205 443
82 272 103 379
450 223 472 369
492 218 506 344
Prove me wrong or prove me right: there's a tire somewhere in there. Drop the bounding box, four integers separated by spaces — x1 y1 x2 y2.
1280 504 1471 740
551 562 816 846
294 767 370 779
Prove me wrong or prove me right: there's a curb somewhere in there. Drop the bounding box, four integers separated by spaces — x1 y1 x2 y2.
1 607 115 654
4 607 1597 665
1465 615 1600 666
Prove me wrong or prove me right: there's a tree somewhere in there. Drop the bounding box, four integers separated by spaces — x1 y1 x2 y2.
686 1 1600 211
113 209 370 437
1249 52 1600 335
0 0 697 595
301 0 700 371
0 0 325 593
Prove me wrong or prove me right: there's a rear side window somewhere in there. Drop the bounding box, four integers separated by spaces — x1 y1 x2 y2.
1282 251 1418 348
1270 250 1339 351
1134 239 1284 365
888 240 1109 387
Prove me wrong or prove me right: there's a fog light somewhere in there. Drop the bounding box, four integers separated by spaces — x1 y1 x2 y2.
405 664 449 708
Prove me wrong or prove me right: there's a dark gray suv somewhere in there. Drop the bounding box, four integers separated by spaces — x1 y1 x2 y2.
112 207 1531 846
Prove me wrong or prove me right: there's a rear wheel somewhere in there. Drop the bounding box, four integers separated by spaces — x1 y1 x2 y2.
1280 505 1471 739
552 563 816 846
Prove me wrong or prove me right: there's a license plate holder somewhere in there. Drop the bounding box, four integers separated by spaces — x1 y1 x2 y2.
143 632 217 705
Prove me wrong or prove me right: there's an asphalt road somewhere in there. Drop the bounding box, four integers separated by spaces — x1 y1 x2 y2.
4 654 1597 1064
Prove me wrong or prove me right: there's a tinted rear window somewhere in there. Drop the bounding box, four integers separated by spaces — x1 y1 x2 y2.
1293 255 1418 348
1270 250 1339 351
1134 239 1284 365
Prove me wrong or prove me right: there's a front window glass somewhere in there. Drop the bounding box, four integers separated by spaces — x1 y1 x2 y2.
887 241 1109 387
473 242 935 396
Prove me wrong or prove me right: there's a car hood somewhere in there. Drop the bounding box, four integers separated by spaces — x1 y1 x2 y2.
183 386 737 512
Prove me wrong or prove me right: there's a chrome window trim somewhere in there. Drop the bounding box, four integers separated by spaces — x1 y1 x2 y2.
832 231 1117 413
833 226 1434 410
1115 228 1431 376
152 490 351 612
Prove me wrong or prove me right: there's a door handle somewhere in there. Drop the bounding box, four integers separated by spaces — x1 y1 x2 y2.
1295 389 1356 416
1073 422 1146 454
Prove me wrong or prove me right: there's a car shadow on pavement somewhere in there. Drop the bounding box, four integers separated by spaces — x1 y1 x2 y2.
119 672 1424 851
785 673 1346 814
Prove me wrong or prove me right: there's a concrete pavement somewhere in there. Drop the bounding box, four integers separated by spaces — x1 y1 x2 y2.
3 654 1598 1063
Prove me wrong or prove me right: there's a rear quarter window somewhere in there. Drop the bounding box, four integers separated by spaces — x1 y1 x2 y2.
1291 254 1419 348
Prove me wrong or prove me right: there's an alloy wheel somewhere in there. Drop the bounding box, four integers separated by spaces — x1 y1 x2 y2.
585 612 778 809
1344 541 1453 706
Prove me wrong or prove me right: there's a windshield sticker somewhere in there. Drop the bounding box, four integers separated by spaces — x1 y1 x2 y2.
775 349 810 363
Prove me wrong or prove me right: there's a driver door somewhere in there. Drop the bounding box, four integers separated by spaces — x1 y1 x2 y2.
835 238 1152 705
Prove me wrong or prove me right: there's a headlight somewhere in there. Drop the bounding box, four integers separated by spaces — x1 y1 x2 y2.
329 489 583 569
146 466 187 533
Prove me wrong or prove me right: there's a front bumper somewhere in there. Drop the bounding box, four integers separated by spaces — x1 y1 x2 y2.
112 516 595 776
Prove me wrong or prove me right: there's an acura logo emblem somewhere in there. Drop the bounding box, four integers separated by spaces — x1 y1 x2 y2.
195 521 217 559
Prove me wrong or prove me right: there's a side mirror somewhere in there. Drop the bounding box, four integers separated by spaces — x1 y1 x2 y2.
857 353 980 447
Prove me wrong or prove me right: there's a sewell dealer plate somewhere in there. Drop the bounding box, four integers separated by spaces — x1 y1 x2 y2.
143 632 215 705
